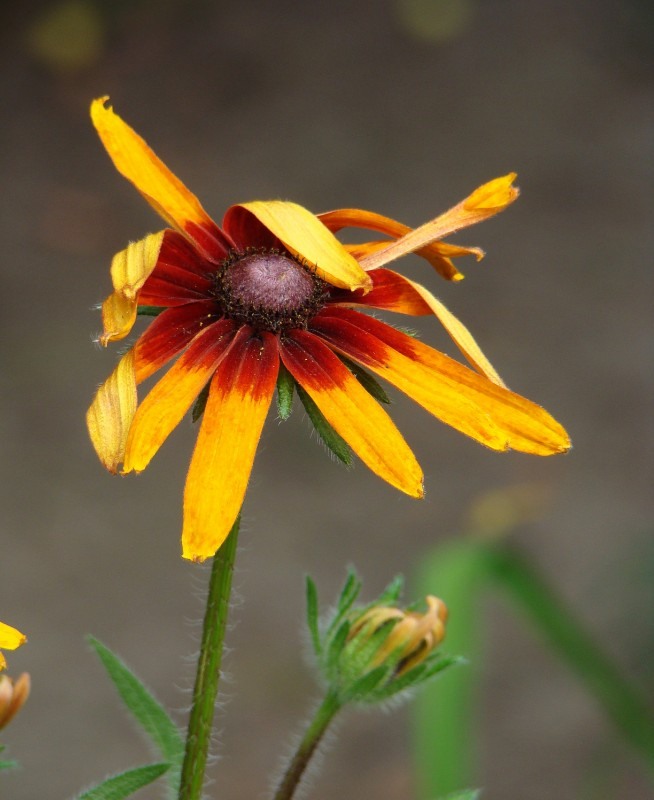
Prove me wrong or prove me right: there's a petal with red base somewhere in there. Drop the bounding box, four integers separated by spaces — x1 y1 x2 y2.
354 175 519 273
182 329 279 561
87 349 137 472
91 98 233 262
138 230 214 307
330 269 504 386
313 309 570 455
224 201 372 292
124 320 239 473
133 300 220 383
281 330 423 498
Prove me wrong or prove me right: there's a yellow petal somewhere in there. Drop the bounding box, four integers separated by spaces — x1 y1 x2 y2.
358 174 519 272
0 622 26 652
91 98 228 260
182 331 279 561
86 349 137 473
232 201 372 292
100 231 165 345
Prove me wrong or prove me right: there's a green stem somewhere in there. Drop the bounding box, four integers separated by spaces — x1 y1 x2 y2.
488 545 654 773
178 516 241 800
273 691 342 800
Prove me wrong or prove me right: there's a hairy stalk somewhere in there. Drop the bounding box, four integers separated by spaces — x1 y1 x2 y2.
178 516 240 800
273 691 342 800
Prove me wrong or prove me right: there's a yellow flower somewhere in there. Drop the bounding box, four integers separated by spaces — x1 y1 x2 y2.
0 621 26 671
87 97 570 562
0 673 30 730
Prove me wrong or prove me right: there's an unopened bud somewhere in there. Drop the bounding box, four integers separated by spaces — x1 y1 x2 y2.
0 673 30 730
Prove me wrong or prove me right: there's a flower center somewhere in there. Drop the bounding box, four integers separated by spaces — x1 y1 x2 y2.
214 249 328 333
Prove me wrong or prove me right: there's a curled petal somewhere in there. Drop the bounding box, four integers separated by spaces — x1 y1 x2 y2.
355 174 519 273
224 201 372 292
182 330 279 561
87 349 137 472
100 231 165 345
281 330 424 497
313 308 570 455
320 208 484 281
91 97 232 261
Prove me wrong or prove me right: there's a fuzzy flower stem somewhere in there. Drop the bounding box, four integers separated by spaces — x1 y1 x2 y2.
178 515 241 800
273 690 342 800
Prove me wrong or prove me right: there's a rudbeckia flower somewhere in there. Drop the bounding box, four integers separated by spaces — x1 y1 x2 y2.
87 97 570 562
0 621 26 670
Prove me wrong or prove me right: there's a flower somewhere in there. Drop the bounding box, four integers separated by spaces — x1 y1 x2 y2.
0 673 30 730
0 621 26 671
87 97 570 562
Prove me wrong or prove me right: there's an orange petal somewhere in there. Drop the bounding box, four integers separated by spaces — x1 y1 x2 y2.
281 330 424 497
87 349 137 473
225 201 372 292
313 309 570 456
182 330 279 561
124 321 238 473
100 231 165 345
0 622 26 652
320 208 485 281
90 97 231 261
355 175 519 272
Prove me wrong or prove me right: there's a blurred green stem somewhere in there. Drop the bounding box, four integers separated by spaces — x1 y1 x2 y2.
178 516 240 800
273 690 342 800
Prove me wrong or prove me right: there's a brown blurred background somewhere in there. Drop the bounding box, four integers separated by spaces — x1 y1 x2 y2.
1 1 652 798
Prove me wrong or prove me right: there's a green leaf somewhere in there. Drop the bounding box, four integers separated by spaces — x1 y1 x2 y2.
191 381 211 423
88 638 184 789
77 763 170 799
296 384 353 467
136 306 165 317
305 576 321 657
276 364 295 420
438 790 481 800
338 356 390 404
0 759 17 771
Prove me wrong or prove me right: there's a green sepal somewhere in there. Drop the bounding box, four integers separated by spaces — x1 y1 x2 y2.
343 664 389 703
376 574 404 605
191 382 211 423
338 355 391 404
88 637 184 792
137 306 166 317
324 570 362 641
305 576 321 658
276 364 295 420
296 384 353 466
76 763 170 800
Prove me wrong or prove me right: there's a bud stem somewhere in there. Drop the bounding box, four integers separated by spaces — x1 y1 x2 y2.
273 690 342 800
178 515 240 800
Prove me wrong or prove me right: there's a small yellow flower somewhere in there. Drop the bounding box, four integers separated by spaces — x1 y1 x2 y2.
0 673 30 730
87 97 570 562
350 595 448 677
0 621 26 671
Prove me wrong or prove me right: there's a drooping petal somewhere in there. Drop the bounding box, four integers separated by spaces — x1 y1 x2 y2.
223 201 372 292
100 232 166 345
138 230 213 307
330 269 505 386
182 329 279 561
124 320 238 473
87 349 137 473
280 330 424 497
90 97 233 261
133 300 220 383
312 308 570 455
354 175 519 273
320 208 484 281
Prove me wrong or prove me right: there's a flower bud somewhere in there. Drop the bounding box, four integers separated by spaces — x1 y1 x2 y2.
0 673 30 730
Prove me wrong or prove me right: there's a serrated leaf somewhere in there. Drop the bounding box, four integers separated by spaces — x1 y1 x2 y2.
76 762 170 800
305 576 321 657
296 384 353 466
276 364 295 420
136 306 165 317
191 381 211 423
339 355 391 404
88 638 184 787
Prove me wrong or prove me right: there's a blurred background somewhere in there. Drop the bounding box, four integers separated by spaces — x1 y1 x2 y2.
1 1 652 798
